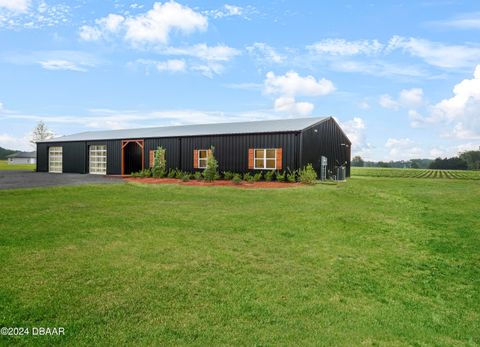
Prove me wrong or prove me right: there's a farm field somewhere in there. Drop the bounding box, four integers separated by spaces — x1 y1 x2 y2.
0 160 35 171
352 166 480 180
0 178 479 346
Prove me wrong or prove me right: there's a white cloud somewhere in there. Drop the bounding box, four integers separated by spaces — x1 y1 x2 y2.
337 117 371 158
429 65 480 139
358 100 370 110
385 137 422 160
264 71 335 97
273 96 314 116
80 1 208 46
246 42 285 64
307 39 383 56
0 132 32 151
156 59 186 72
160 43 240 61
206 4 244 18
387 36 480 69
379 95 400 110
428 12 480 30
38 59 87 72
0 0 30 11
379 88 424 110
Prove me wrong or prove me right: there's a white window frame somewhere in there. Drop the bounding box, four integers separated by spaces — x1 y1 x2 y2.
198 149 209 169
48 146 63 173
89 145 107 175
254 148 276 170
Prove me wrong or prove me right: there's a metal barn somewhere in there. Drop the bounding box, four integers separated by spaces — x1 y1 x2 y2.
36 117 351 178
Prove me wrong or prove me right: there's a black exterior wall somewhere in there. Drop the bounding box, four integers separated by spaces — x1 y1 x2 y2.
300 118 351 177
36 117 351 177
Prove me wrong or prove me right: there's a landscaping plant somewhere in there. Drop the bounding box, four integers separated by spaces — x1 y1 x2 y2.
223 171 235 180
264 170 275 182
167 169 176 178
232 173 242 184
194 171 203 181
299 163 317 184
287 169 297 183
203 146 219 182
152 146 166 178
276 171 286 182
253 172 262 182
243 172 254 183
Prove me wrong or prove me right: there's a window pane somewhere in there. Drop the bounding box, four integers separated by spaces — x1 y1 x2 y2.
199 159 207 168
266 149 275 159
255 149 265 158
266 159 276 169
199 150 207 159
255 159 265 169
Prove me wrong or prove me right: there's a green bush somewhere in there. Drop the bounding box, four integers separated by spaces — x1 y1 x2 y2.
203 147 219 182
287 169 297 183
132 168 152 178
276 171 286 182
175 170 184 179
264 170 275 182
167 169 176 178
243 172 254 183
299 163 317 184
232 174 242 184
253 172 262 182
181 173 191 182
152 146 166 178
223 171 234 180
194 171 203 181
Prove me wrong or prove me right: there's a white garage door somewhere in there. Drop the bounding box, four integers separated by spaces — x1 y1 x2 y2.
89 145 107 175
48 146 62 173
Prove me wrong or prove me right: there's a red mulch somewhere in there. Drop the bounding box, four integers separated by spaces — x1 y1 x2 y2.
124 177 302 189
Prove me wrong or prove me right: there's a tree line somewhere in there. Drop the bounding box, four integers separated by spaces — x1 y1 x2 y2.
352 150 480 170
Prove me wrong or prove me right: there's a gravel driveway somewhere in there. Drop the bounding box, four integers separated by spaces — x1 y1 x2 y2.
0 170 123 190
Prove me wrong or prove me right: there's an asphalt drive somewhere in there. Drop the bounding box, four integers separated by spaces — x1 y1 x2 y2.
0 170 123 190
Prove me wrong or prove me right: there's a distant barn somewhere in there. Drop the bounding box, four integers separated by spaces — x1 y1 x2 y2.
36 117 351 178
7 151 36 165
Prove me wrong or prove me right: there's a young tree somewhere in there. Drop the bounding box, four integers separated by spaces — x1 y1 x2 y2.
152 146 166 178
351 155 364 167
203 146 219 181
30 121 54 145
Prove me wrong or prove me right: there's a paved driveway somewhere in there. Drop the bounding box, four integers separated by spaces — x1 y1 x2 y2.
0 171 123 190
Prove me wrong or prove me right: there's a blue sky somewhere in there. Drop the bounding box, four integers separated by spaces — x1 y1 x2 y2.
0 0 479 160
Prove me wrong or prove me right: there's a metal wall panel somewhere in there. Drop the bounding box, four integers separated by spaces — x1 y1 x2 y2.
106 140 122 175
144 137 180 170
36 143 48 172
36 142 86 173
300 118 351 177
180 132 299 172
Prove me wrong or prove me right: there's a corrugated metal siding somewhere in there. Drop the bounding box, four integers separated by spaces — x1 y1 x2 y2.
144 138 180 170
36 142 86 173
106 140 121 175
36 143 48 172
180 132 299 172
301 118 351 177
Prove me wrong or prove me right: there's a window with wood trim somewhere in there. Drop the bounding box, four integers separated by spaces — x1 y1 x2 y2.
198 149 209 169
254 148 277 170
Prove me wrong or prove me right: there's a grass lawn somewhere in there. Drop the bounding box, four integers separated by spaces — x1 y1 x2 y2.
0 178 479 346
0 160 35 171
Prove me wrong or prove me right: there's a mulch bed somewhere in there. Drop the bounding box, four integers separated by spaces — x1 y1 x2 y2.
124 177 302 189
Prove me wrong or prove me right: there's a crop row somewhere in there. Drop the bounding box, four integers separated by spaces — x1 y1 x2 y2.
351 168 480 180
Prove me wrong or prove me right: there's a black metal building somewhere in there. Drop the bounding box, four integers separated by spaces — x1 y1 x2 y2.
36 117 351 178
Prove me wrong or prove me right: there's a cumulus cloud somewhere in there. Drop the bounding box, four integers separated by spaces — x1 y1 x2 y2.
206 4 243 18
428 12 480 30
273 96 314 116
0 132 32 151
379 88 424 110
385 137 422 160
0 0 70 29
160 43 240 61
79 1 207 45
264 71 335 97
156 59 186 72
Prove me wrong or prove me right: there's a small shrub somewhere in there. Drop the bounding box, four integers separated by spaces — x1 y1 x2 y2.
167 169 176 178
264 170 275 182
243 172 254 183
131 172 139 178
203 146 219 182
223 171 234 180
175 170 184 179
253 172 262 182
299 163 317 184
276 171 286 182
152 146 166 178
181 173 190 182
232 174 242 184
287 169 297 183
194 171 203 181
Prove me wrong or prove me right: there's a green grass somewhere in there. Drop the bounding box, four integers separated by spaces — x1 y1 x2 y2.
0 160 35 171
352 166 480 180
0 179 479 346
